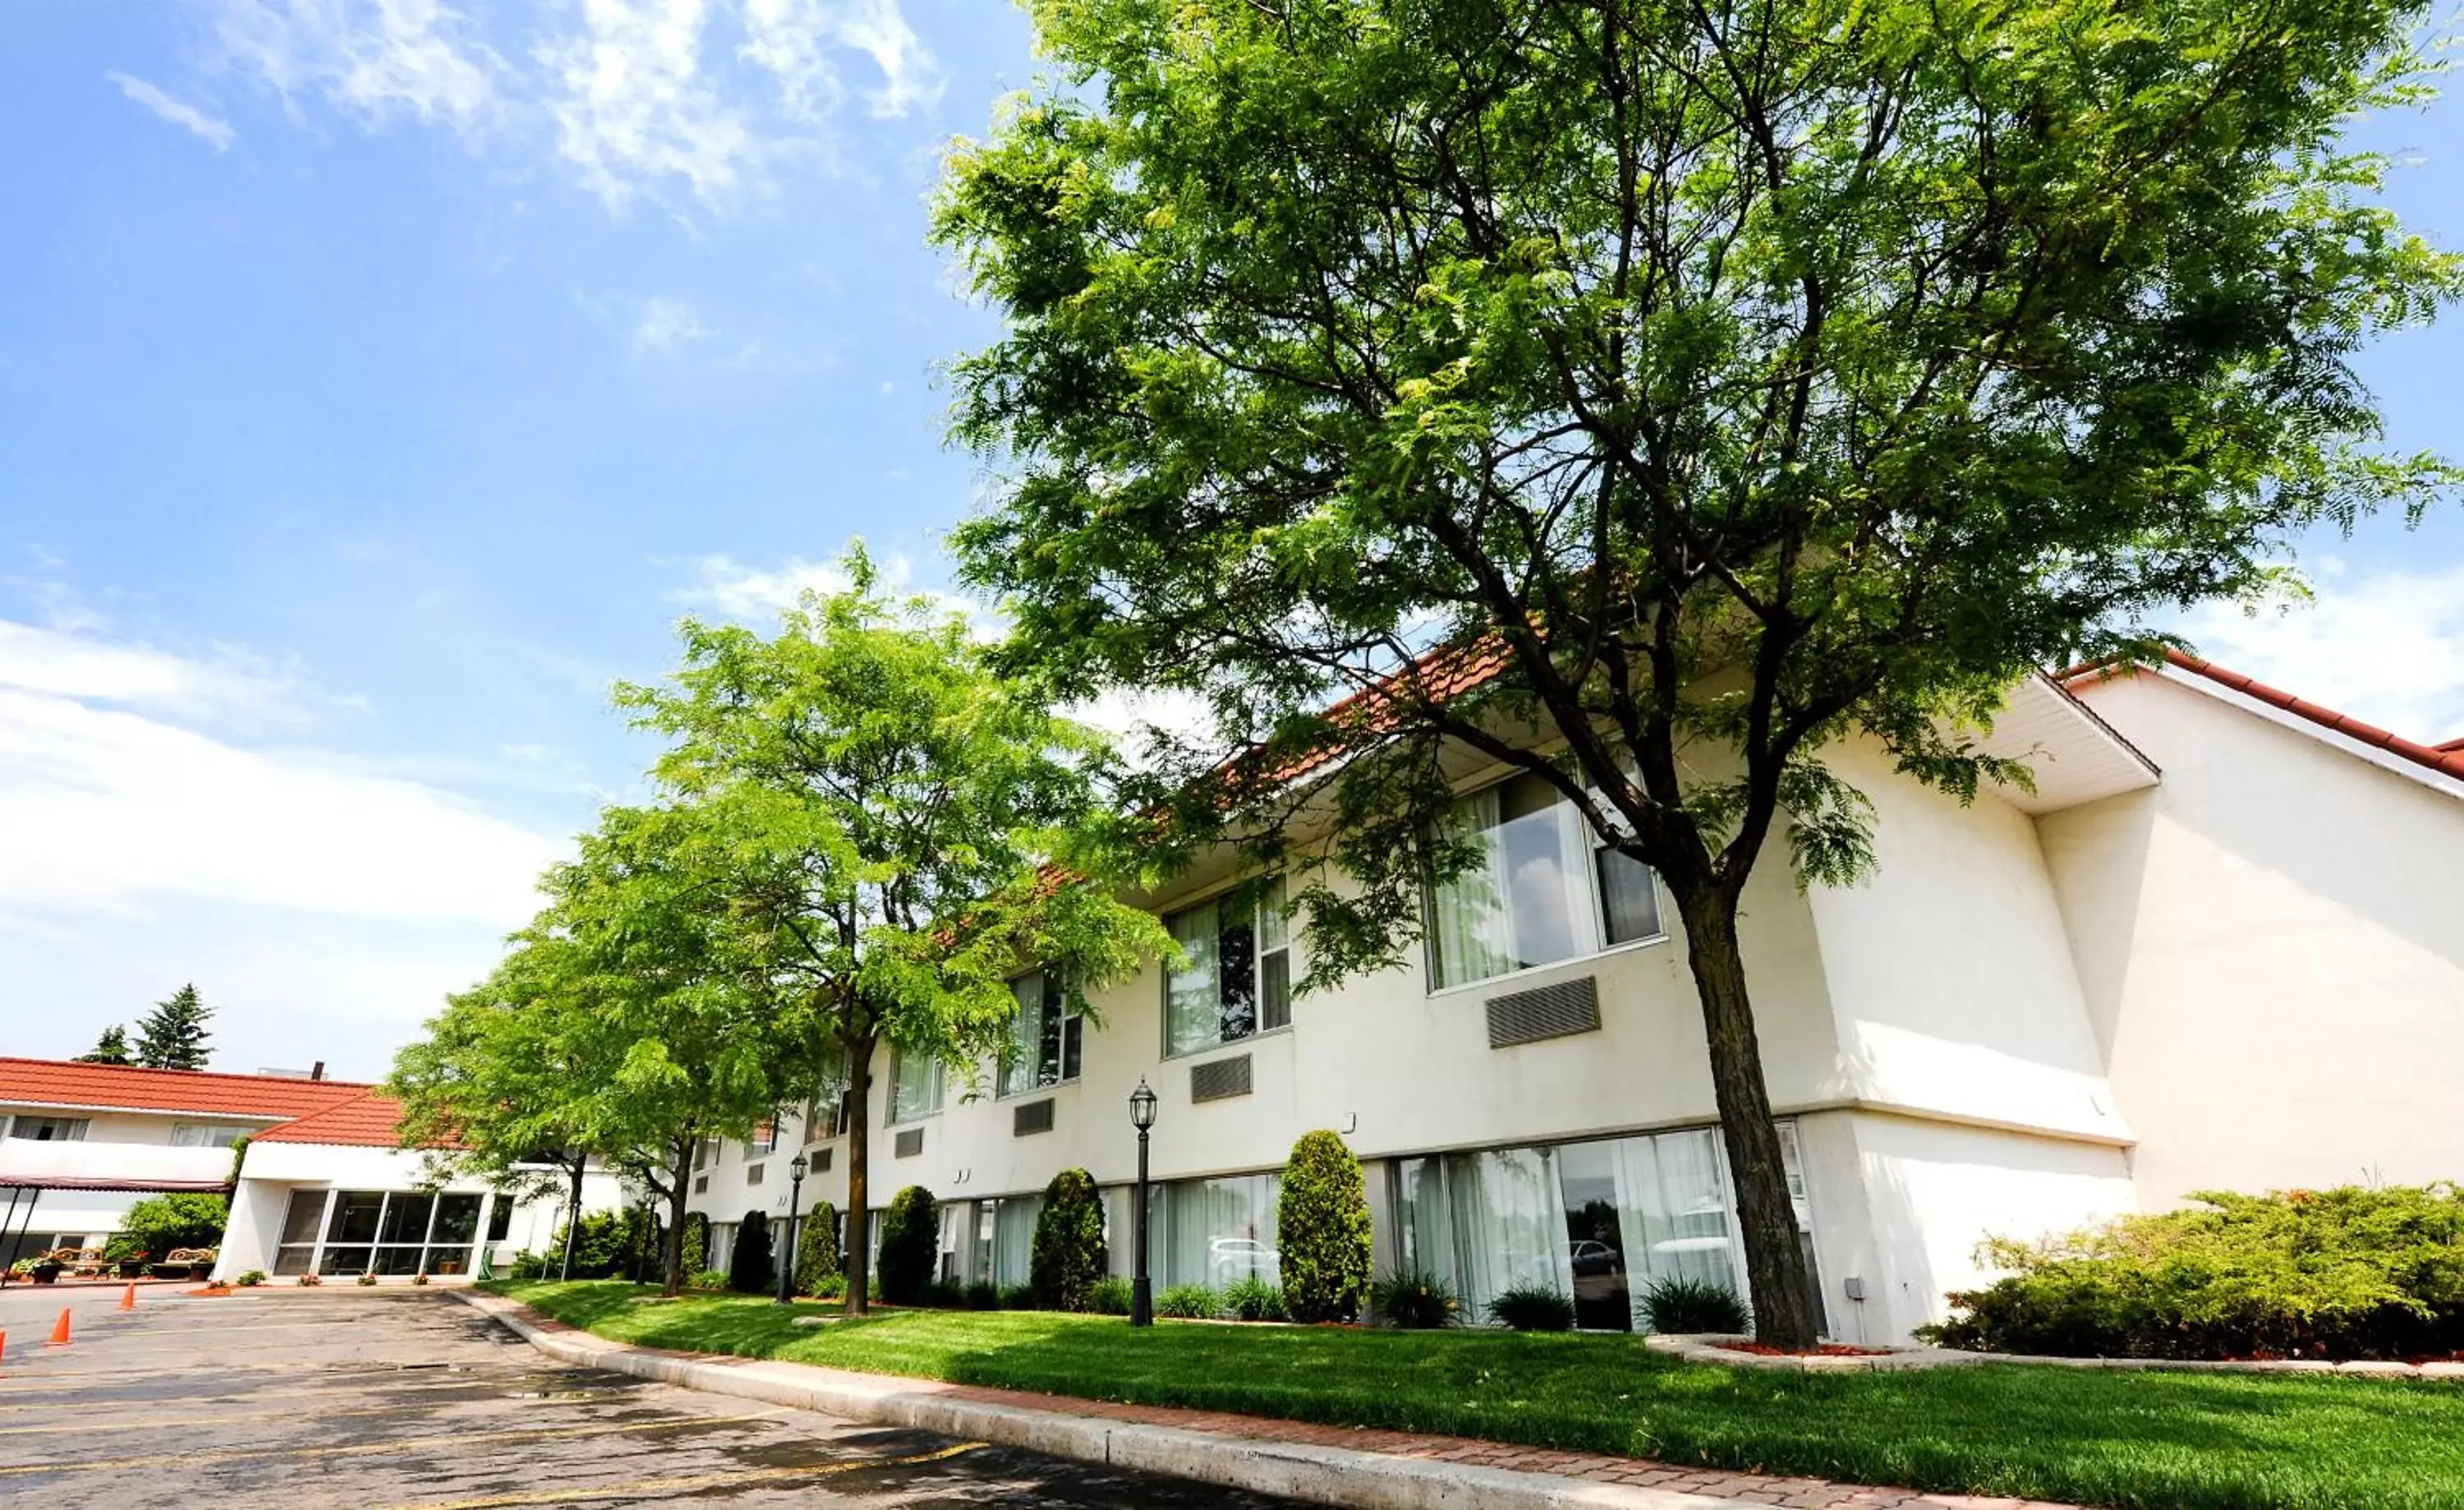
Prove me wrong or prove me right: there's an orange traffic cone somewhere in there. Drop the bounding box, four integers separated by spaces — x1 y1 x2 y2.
119 1283 136 1311
0 1327 9 1373
45 1308 71 1347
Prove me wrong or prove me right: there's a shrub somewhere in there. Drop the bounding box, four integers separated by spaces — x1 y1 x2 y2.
236 1269 266 1287
411 1272 430 1287
729 1211 776 1295
1030 1168 1110 1311
1370 1265 1460 1329
681 1211 710 1276
1088 1276 1133 1315
1277 1130 1373 1323
809 1270 846 1301
356 1271 379 1287
1158 1282 1221 1319
876 1186 939 1305
115 1193 229 1261
1924 1184 2464 1361
964 1280 1003 1310
545 1209 640 1279
1488 1285 1577 1331
1641 1275 1751 1336
922 1279 966 1308
793 1201 842 1297
689 1268 731 1291
1222 1274 1289 1322
999 1282 1038 1310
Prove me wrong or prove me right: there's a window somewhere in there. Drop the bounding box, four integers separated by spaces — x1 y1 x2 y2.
747 1163 765 1187
889 1048 945 1124
1147 1174 1280 1287
278 1189 489 1278
169 1122 250 1148
804 1045 853 1140
1163 877 1293 1057
7 1116 89 1142
693 1138 715 1172
1426 771 1664 990
747 1120 777 1157
694 1175 708 1195
1000 970 1083 1098
485 1195 514 1242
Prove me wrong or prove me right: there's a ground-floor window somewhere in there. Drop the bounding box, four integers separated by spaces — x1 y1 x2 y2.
954 1194 1045 1287
1390 1121 1816 1333
1147 1172 1280 1288
270 1189 489 1277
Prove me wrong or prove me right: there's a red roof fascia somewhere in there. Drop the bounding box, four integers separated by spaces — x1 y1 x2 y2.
2060 649 2464 783
0 1059 372 1121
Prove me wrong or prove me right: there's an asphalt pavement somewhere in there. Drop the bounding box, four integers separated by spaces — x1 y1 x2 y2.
0 1283 1306 1508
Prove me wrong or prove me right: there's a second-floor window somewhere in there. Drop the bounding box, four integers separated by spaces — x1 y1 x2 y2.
1164 877 1292 1057
6 1116 89 1142
1426 771 1664 991
889 1047 945 1124
804 1043 853 1140
169 1122 249 1148
747 1119 777 1157
1000 970 1082 1097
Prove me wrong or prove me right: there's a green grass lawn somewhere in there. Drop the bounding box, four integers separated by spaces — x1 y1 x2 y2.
489 1280 2464 1510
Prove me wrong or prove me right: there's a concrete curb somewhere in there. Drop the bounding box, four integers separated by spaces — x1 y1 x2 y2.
448 1289 1737 1510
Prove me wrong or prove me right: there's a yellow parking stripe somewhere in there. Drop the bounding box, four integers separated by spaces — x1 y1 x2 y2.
0 1379 636 1416
0 1410 788 1475
378 1441 991 1509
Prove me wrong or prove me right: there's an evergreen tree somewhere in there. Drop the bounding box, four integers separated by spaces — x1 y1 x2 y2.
75 1026 133 1066
729 1210 776 1294
793 1201 844 1297
134 985 213 1070
1029 1169 1109 1312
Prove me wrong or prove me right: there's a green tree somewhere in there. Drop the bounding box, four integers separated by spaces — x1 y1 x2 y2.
76 1026 132 1066
134 985 212 1070
729 1210 777 1294
938 0 2459 1344
108 1192 228 1260
1277 1131 1373 1323
617 546 1171 1315
1029 1167 1109 1311
794 1200 844 1296
876 1185 940 1305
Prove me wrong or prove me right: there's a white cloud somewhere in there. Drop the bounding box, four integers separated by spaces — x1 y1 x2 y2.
673 550 987 633
536 0 770 212
632 295 710 352
741 0 940 122
214 0 503 135
0 620 558 927
108 71 237 150
2178 560 2464 742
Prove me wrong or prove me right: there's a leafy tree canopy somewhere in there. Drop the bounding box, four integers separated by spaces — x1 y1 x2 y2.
936 0 2458 1345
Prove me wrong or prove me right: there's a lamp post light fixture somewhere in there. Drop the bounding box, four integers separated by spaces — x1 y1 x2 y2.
1128 1078 1158 1328
776 1151 809 1305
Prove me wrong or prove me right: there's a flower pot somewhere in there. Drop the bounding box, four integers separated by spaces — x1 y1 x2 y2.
30 1266 60 1285
117 1259 149 1278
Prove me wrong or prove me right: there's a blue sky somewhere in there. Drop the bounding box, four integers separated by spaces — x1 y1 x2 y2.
4 0 2463 1080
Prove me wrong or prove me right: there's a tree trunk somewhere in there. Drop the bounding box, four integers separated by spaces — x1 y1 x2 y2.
661 1135 692 1297
842 1036 875 1316
559 1157 586 1282
1672 884 1823 1350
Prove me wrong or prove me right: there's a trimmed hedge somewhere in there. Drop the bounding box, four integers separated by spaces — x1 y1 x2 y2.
1030 1168 1109 1311
793 1200 842 1297
877 1185 939 1305
1277 1130 1373 1323
729 1210 775 1295
1924 1184 2464 1360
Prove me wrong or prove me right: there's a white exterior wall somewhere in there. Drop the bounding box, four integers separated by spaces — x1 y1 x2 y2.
0 1105 273 1249
216 1141 626 1282
2045 672 2464 1205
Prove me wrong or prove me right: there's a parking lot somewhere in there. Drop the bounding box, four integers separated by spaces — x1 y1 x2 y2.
0 1286 1302 1508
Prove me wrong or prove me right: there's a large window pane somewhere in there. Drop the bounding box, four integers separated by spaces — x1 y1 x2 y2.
1165 901 1225 1055
1166 882 1286 1054
992 1195 1041 1287
1596 847 1664 945
278 1190 329 1247
1557 1142 1631 1331
1442 1147 1570 1321
1002 973 1077 1098
327 1192 384 1245
430 1194 482 1246
890 1050 943 1123
1150 1174 1280 1287
378 1193 434 1249
317 1245 371 1277
1429 776 1589 987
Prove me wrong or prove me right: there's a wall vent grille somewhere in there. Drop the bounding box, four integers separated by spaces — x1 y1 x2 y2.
1013 1098 1056 1136
1189 1054 1253 1103
810 1146 832 1173
893 1126 925 1158
1485 976 1602 1048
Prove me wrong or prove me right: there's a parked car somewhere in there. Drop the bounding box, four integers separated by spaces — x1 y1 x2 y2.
1209 1238 1278 1282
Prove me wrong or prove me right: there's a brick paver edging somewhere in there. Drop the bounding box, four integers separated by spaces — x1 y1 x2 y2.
1643 1333 2464 1379
448 1289 2078 1510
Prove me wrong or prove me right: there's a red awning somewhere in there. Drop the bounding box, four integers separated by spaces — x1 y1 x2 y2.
0 1176 234 1194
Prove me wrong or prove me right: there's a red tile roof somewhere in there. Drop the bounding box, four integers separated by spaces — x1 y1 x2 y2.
0 1058 371 1121
250 1090 416 1149
2061 649 2464 783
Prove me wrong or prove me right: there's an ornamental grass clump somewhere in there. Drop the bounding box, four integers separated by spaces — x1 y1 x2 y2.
1641 1276 1751 1336
1277 1130 1372 1322
1924 1183 2464 1360
1370 1265 1460 1328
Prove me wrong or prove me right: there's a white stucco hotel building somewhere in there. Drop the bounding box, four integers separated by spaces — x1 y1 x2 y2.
680 653 2463 1342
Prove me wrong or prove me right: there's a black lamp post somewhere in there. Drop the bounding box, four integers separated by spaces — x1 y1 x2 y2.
775 1151 808 1305
1129 1078 1157 1328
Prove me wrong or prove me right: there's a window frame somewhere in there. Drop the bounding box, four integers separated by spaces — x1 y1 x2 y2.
1421 770 1670 997
998 969 1085 1099
1158 875 1295 1061
886 1047 946 1126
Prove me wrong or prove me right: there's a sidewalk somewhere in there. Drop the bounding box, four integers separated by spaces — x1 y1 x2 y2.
454 1290 2081 1510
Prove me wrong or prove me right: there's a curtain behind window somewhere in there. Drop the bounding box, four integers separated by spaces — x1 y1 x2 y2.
1443 1147 1570 1319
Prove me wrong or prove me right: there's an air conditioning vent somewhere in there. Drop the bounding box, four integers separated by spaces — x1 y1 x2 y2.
810 1146 832 1173
893 1126 925 1158
1189 1054 1253 1103
1485 975 1602 1048
1013 1098 1055 1136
